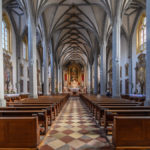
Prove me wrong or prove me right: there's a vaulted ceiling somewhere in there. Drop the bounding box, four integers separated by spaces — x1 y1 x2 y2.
3 0 146 66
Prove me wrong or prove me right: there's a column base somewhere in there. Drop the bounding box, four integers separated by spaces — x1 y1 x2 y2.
0 98 6 107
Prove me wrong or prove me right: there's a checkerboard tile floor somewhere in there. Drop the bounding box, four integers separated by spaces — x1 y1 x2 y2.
38 97 112 150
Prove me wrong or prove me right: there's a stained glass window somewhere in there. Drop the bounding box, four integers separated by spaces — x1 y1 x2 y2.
137 14 146 54
2 19 10 51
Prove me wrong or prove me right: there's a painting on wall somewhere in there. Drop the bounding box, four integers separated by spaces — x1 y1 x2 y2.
70 66 78 82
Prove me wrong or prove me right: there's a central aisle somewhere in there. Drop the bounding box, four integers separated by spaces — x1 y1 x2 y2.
39 97 111 150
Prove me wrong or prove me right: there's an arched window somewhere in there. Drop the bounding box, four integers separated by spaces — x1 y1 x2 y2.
137 13 146 54
2 13 11 52
22 36 28 60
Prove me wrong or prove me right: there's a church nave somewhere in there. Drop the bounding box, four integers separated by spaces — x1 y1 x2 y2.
39 97 111 150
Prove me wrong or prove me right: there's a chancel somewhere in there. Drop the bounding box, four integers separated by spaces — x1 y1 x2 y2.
0 0 150 150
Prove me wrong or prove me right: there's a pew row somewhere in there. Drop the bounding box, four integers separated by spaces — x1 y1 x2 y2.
104 109 150 132
95 106 150 126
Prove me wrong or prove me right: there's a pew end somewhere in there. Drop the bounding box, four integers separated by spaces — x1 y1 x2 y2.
0 117 40 149
113 116 150 149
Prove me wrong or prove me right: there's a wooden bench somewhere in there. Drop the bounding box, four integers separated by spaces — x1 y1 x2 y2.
0 106 52 125
0 117 40 149
96 106 150 125
0 110 48 134
91 103 142 121
113 116 150 149
7 103 57 120
104 109 150 133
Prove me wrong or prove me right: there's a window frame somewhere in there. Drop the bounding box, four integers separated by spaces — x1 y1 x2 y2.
136 13 146 54
22 36 28 61
2 13 11 53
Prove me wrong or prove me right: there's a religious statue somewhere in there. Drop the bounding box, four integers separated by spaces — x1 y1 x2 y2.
135 54 146 94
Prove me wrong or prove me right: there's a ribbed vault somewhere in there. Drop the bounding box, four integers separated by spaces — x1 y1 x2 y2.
3 0 146 66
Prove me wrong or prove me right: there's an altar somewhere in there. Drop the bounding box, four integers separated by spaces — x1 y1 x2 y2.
69 88 80 96
69 88 79 92
63 62 85 95
69 80 80 96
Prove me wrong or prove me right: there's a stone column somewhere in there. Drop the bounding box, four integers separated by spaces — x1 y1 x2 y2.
43 39 49 95
128 40 132 94
51 53 55 94
0 0 6 106
85 65 88 92
58 65 62 93
27 1 38 98
100 41 107 95
88 64 92 93
55 64 58 93
94 50 98 95
16 36 21 93
146 0 150 104
112 16 121 98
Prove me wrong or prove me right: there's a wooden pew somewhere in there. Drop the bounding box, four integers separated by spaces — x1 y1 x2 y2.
95 105 150 124
0 117 40 149
80 94 143 120
7 103 57 120
91 103 142 120
113 116 150 149
0 106 52 125
104 109 150 133
0 110 48 134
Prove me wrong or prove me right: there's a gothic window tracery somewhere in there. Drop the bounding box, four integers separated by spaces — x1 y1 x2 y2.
2 13 11 53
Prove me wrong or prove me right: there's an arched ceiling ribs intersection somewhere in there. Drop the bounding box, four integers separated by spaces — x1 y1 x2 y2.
47 2 105 66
